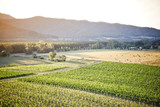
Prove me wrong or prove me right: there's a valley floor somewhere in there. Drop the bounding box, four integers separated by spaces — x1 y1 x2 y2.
58 49 160 66
0 50 160 107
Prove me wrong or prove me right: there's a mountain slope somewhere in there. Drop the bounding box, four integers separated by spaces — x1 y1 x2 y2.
0 21 57 41
1 13 160 41
6 16 160 41
0 13 15 19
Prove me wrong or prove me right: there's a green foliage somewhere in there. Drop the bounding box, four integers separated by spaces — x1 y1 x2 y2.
36 40 54 53
32 54 37 58
0 44 5 52
54 55 66 62
48 51 56 60
107 40 116 49
0 64 66 72
1 40 160 55
0 81 152 107
25 43 34 54
89 42 105 49
0 42 26 53
135 40 144 47
0 50 10 57
0 70 33 79
0 64 16 68
39 56 44 59
21 62 160 104
61 55 66 61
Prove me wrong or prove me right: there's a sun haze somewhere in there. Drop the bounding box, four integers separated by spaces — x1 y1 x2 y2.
0 0 160 29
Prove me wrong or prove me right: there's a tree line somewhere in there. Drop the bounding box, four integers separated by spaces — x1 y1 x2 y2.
0 40 160 55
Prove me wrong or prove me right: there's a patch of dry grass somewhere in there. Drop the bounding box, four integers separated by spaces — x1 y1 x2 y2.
60 50 160 66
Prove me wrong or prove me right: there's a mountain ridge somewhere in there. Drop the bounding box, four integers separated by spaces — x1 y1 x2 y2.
0 13 160 41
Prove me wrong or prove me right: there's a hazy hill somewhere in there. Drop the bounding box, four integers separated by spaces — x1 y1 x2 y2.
1 13 160 41
0 21 57 41
0 13 15 19
0 14 57 41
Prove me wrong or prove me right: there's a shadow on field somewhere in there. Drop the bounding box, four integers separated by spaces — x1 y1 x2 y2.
66 61 86 64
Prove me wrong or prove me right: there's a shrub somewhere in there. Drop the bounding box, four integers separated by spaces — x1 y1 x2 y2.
36 40 54 53
32 54 37 58
61 55 66 61
0 50 10 57
49 52 56 61
54 55 66 62
39 56 44 59
25 43 34 54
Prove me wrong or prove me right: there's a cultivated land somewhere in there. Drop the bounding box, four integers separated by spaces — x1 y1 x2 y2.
0 70 33 79
0 64 66 72
0 81 153 107
0 50 160 107
21 62 160 105
59 50 160 66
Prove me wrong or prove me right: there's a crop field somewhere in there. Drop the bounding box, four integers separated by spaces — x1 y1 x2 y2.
0 49 160 106
0 70 33 79
0 64 66 73
21 62 160 105
0 80 153 107
59 50 160 66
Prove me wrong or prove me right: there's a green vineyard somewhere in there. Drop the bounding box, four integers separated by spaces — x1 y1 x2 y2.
21 62 160 105
0 81 153 107
0 64 66 72
0 70 33 79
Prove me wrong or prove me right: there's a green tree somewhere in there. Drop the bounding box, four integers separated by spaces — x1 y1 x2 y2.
25 43 34 54
49 52 56 61
36 40 54 53
61 55 66 61
0 50 10 57
107 40 115 49
135 41 144 47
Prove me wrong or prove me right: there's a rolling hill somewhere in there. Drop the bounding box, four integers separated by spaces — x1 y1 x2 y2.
0 13 57 41
0 13 160 41
0 21 57 41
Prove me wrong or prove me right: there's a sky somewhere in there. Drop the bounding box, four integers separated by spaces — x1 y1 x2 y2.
0 0 160 29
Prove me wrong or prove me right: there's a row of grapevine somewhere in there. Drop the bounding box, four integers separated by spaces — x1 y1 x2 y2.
0 81 153 107
0 70 33 79
0 64 66 73
20 62 160 105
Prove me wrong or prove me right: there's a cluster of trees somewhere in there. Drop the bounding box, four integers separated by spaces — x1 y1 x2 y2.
25 40 54 54
0 39 160 55
24 41 94 54
89 40 160 50
32 51 66 62
49 52 66 62
0 50 10 57
0 43 25 53
0 41 93 54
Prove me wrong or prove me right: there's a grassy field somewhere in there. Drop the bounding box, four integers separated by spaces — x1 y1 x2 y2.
21 62 160 105
0 64 66 72
1 49 160 66
0 80 153 107
0 70 33 79
59 50 160 66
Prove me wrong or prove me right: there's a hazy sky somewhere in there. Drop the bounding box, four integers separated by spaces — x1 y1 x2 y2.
0 0 160 29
